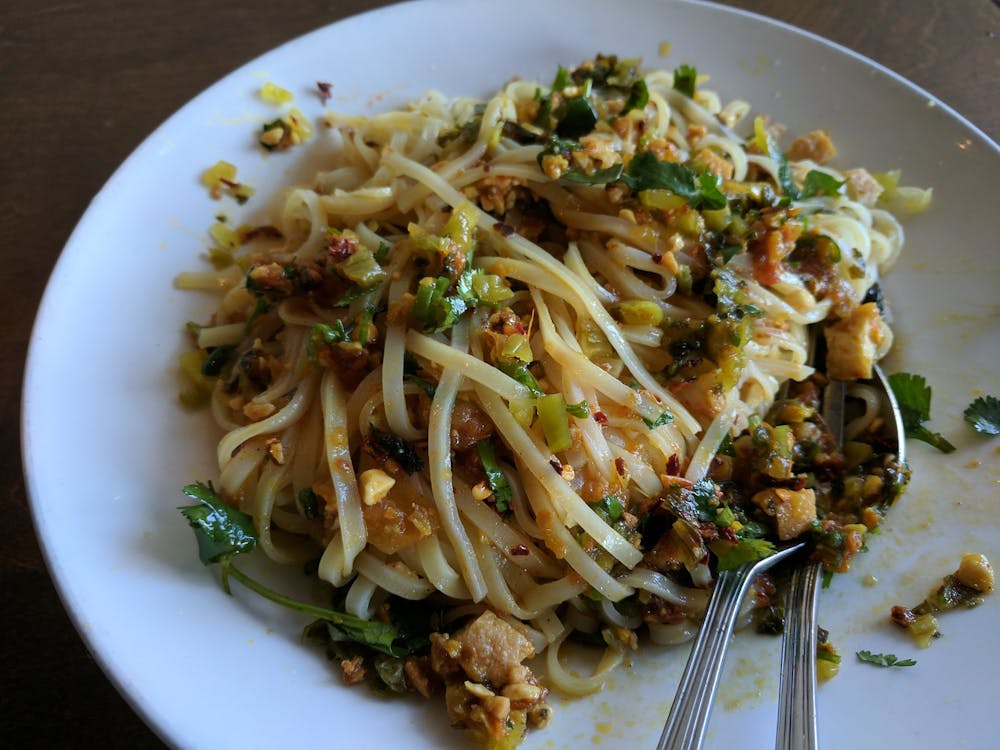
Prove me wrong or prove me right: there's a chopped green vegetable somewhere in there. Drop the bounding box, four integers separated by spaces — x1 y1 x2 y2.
476 440 513 513
497 360 544 396
552 65 571 92
412 270 512 333
672 64 697 98
964 395 1000 436
856 650 916 668
537 393 573 453
565 400 590 418
306 321 352 365
888 372 956 453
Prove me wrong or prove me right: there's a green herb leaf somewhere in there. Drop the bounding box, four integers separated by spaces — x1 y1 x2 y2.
476 440 513 513
556 96 599 139
888 372 956 453
964 395 1000 436
595 495 623 523
179 482 257 565
856 650 917 668
368 427 424 474
181 483 416 657
712 537 776 571
642 410 674 429
201 346 234 377
622 152 726 210
565 400 591 418
777 152 799 200
672 64 697 98
800 170 846 198
307 321 352 364
622 79 649 114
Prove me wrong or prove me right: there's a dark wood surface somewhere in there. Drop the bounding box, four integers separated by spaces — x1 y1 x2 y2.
2 1 996 747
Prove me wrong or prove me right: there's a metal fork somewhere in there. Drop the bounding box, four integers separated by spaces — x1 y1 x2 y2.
658 541 805 750
775 365 906 750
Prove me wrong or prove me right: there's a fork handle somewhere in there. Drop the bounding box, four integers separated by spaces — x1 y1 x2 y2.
776 562 821 750
657 565 755 750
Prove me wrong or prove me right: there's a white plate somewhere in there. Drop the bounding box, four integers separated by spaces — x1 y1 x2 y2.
22 1 1000 748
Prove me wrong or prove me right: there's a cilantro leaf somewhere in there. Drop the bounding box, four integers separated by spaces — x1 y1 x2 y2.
672 64 697 97
888 372 956 453
556 96 598 139
180 483 415 656
642 410 674 429
712 537 776 571
622 152 727 210
179 482 257 565
622 79 649 114
800 170 846 198
964 395 1000 436
856 650 916 668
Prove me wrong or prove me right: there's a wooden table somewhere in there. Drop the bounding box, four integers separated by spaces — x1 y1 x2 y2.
2 1 996 747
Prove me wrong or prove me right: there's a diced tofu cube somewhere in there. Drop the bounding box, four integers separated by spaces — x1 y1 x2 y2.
787 130 837 164
823 302 892 380
844 168 885 207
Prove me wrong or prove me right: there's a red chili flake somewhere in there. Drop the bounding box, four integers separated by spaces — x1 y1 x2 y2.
317 81 333 102
510 544 529 556
493 221 515 237
792 476 807 491
327 234 358 261
720 525 738 543
512 320 526 334
651 253 663 264
593 411 608 425
549 459 562 473
666 454 680 475
614 457 626 476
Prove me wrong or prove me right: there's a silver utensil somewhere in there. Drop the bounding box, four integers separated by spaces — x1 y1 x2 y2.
658 541 805 750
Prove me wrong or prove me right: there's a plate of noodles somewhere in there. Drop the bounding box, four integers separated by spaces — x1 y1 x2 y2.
22 1 1000 748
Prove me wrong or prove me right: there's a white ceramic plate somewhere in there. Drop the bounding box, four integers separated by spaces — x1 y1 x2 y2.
23 1 1000 748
